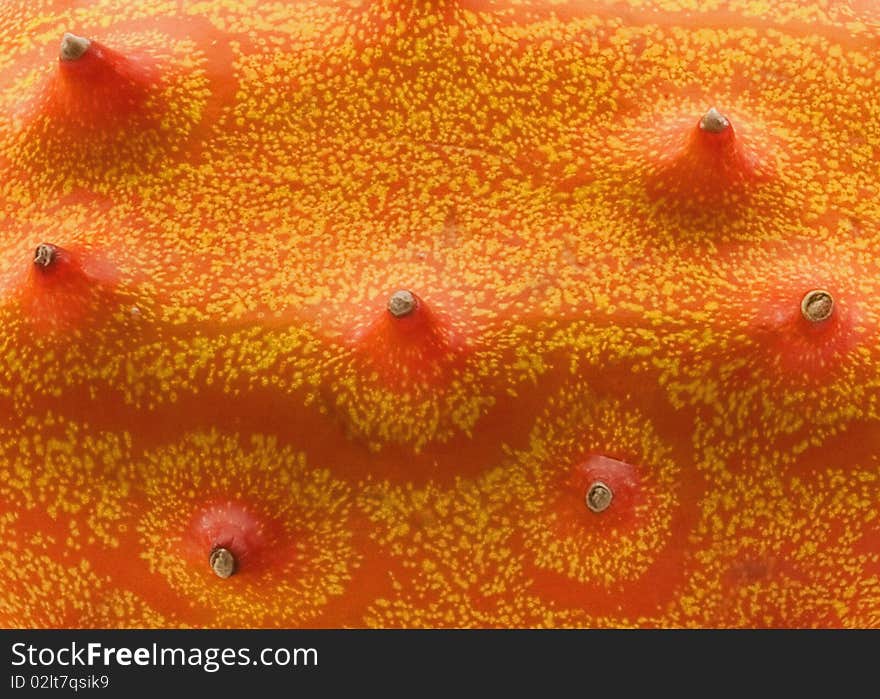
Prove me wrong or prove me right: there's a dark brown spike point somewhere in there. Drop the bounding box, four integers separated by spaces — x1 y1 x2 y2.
801 289 834 323
699 107 730 134
33 243 58 268
209 547 236 579
388 289 417 318
60 32 91 61
586 481 613 513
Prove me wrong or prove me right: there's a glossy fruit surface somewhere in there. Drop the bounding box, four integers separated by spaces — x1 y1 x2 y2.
1 0 879 628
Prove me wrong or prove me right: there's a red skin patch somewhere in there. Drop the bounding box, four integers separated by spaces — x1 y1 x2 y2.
347 291 467 387
559 454 641 532
751 283 857 375
20 243 120 333
645 112 767 207
186 501 287 578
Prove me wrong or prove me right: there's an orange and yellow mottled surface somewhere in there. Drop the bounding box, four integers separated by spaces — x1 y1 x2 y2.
0 0 879 628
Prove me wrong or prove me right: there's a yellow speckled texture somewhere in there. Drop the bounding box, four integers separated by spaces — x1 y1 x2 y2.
0 0 878 628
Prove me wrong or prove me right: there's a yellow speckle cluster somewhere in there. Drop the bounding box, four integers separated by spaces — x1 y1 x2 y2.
0 0 879 627
137 431 357 627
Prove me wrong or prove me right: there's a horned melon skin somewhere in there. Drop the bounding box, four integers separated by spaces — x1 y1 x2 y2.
0 0 879 628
